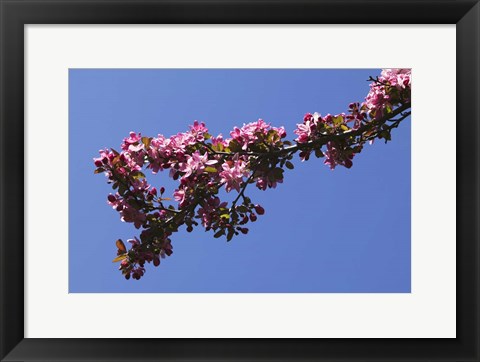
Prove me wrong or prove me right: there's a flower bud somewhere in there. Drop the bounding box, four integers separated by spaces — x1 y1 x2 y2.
254 205 265 215
303 113 313 123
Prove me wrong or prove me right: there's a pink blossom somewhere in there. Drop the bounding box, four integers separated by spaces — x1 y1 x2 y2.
121 152 143 171
324 141 354 170
255 173 283 190
178 151 218 179
211 134 230 148
93 149 116 167
219 160 249 192
189 121 209 142
196 197 228 227
230 119 283 150
364 68 411 119
294 122 313 143
121 132 142 151
171 132 196 151
107 193 120 209
380 68 411 89
173 188 186 205
131 178 150 193
128 143 144 152
274 126 287 139
119 202 147 229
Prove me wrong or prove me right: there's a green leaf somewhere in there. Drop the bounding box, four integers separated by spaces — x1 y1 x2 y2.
141 137 152 148
94 168 104 174
266 129 277 143
112 254 127 263
131 171 145 180
228 139 241 152
118 184 128 195
315 149 324 158
112 155 121 165
127 198 140 208
214 230 224 238
204 166 218 173
333 115 344 126
381 131 392 142
273 167 284 179
235 205 249 213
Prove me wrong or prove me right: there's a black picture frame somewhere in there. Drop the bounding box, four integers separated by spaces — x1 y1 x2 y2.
1 1 479 361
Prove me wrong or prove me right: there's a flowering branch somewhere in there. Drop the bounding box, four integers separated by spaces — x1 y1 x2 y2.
94 69 411 280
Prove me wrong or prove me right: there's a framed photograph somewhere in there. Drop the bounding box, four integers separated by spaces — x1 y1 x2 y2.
1 1 478 361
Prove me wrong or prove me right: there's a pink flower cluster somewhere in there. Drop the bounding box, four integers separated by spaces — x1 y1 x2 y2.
364 68 411 120
293 68 411 169
118 236 173 280
230 120 286 150
94 69 411 280
94 119 288 279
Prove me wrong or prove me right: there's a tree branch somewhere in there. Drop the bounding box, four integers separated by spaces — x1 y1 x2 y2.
278 102 411 155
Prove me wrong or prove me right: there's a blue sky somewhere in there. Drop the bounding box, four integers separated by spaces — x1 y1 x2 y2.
69 69 411 293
